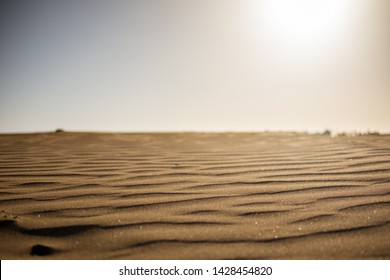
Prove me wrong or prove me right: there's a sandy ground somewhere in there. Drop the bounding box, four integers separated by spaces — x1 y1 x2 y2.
0 132 389 259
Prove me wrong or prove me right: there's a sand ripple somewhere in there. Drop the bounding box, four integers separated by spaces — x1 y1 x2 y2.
0 132 389 259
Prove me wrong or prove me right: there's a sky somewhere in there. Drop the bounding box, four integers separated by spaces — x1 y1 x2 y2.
0 0 389 133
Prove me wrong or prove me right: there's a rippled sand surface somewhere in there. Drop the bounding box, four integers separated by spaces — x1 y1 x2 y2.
0 132 389 259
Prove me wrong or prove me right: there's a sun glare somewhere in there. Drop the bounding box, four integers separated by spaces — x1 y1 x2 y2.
260 0 353 49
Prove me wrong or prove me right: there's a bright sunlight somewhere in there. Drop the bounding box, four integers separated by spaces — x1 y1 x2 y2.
259 0 357 50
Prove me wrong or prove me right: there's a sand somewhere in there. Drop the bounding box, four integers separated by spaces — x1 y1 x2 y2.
0 132 389 259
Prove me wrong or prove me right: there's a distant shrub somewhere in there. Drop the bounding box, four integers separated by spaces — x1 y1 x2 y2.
322 129 331 136
55 128 65 133
367 131 380 136
354 131 381 136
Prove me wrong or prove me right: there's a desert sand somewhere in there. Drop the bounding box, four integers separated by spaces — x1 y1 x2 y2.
0 132 389 259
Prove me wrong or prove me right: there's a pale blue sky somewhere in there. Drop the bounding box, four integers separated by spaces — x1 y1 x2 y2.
1 0 389 133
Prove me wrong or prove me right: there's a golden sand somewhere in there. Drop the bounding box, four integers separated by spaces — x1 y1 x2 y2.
0 132 389 259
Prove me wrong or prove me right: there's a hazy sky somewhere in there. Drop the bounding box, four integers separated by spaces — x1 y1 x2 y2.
0 0 389 133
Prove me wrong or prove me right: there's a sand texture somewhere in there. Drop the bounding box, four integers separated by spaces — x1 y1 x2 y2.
0 132 389 259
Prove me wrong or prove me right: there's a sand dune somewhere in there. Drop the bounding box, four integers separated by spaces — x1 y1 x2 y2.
0 132 389 259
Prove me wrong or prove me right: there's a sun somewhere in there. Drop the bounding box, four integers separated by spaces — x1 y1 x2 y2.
259 0 352 49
